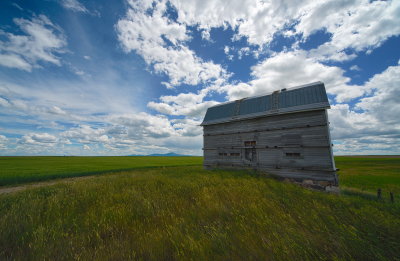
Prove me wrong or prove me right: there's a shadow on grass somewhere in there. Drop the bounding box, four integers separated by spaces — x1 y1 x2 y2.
341 187 378 200
341 187 399 204
0 164 202 187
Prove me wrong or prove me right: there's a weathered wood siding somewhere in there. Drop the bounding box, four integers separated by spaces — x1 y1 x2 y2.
203 109 338 184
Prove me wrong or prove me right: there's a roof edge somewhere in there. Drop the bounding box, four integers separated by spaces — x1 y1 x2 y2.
201 101 330 126
206 81 324 109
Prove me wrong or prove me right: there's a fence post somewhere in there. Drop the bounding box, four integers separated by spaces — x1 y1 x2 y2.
390 192 394 203
377 188 382 200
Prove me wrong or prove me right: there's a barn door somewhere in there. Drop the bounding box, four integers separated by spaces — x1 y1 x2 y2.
244 141 257 166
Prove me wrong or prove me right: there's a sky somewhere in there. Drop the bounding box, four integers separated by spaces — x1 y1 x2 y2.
0 0 399 156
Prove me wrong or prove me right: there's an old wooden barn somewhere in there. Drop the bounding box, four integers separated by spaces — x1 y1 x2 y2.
201 82 338 186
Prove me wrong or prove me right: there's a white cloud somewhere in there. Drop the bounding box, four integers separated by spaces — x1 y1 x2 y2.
245 51 365 103
170 0 300 45
54 112 204 155
12 3 23 11
356 65 400 125
109 113 176 139
116 0 229 87
21 133 58 145
0 54 32 71
223 46 234 60
201 29 211 41
297 0 400 61
220 82 252 101
328 64 400 154
0 135 7 150
238 47 250 59
2 0 399 156
172 118 203 137
170 0 400 62
350 65 361 71
60 0 88 13
147 88 221 118
0 15 66 71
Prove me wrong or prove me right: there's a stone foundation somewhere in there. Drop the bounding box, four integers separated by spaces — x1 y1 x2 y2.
284 178 340 193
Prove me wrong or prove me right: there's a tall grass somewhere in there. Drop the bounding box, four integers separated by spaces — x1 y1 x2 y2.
1 166 399 260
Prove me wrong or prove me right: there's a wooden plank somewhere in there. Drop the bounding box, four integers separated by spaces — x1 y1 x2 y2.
203 108 337 184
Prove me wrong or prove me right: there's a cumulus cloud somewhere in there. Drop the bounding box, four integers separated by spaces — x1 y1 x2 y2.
55 112 204 154
0 15 66 71
170 0 399 62
328 64 400 154
172 118 203 137
222 51 365 103
298 0 400 61
21 133 58 145
148 91 219 118
355 65 400 125
170 0 301 46
0 135 7 150
116 0 229 87
2 0 399 156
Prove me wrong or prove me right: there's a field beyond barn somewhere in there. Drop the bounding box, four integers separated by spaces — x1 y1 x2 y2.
0 156 399 260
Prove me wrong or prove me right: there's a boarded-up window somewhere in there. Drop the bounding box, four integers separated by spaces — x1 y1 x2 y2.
286 152 301 157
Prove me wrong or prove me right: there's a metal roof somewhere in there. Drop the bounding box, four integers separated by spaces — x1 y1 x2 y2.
201 82 330 126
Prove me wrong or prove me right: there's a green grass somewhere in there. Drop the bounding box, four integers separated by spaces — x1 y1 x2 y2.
1 166 399 260
335 157 400 194
0 156 399 260
0 156 202 186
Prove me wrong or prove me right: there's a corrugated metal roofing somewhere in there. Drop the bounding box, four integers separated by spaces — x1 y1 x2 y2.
202 82 330 126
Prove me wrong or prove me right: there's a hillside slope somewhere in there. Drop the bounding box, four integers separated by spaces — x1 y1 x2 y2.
1 166 399 260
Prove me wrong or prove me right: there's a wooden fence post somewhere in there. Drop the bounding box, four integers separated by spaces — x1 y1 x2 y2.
377 188 382 200
390 192 394 203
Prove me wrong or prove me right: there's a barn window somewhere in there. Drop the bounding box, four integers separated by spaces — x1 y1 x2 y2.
230 153 240 156
244 141 256 147
219 152 228 156
286 152 301 157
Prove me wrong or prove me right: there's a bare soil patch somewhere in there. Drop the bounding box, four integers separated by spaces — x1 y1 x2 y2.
0 176 94 195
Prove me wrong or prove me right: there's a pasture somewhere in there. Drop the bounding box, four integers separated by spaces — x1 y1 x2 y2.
0 156 202 186
0 156 399 260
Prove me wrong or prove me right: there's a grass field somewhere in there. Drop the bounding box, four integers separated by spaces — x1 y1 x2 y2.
335 156 400 194
0 156 399 260
0 156 202 186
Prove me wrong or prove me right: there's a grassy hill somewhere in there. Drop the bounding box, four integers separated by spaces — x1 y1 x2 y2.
0 157 399 260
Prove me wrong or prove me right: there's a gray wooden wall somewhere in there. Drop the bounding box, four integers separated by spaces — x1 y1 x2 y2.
203 109 338 184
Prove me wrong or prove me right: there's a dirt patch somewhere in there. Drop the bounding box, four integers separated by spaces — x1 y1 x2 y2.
0 176 95 195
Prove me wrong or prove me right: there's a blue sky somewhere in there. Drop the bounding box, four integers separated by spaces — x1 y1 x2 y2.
0 0 399 156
